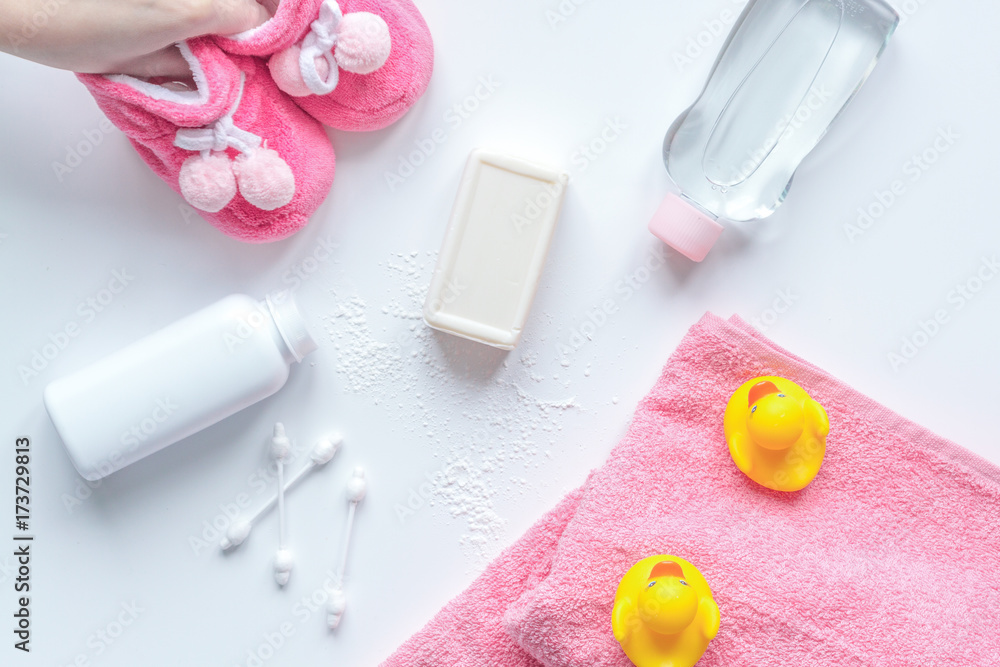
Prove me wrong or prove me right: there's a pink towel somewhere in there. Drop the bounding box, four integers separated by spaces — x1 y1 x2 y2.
385 314 1000 667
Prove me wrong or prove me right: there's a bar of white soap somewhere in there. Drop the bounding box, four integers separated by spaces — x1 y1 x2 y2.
424 150 569 350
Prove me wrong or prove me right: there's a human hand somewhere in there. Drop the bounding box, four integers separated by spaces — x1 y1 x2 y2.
0 0 277 78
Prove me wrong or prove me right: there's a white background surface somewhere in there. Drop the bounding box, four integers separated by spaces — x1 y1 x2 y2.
1 0 999 665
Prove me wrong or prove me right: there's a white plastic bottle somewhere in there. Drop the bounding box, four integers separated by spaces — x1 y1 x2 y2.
43 292 317 480
649 0 899 261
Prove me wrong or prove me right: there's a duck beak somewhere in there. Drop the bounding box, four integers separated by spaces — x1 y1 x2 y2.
648 561 685 580
748 380 780 407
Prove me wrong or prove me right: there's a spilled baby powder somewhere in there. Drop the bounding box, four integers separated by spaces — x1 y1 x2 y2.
324 251 579 565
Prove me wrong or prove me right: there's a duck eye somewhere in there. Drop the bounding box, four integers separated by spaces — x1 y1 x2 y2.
750 405 757 413
647 581 656 588
777 393 786 398
679 580 689 586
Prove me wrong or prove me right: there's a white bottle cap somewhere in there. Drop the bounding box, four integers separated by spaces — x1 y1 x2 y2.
266 291 318 363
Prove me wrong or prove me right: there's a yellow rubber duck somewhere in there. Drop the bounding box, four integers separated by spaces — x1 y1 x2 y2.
612 556 720 667
724 376 829 492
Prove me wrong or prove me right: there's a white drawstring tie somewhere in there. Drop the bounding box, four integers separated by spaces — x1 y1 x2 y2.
298 0 345 96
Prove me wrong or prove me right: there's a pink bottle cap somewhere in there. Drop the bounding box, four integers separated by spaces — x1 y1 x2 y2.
648 194 724 262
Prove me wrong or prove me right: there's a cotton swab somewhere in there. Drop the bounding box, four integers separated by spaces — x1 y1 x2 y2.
328 467 367 629
270 423 294 586
220 433 342 551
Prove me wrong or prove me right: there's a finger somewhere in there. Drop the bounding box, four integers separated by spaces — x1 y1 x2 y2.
199 0 273 37
259 0 282 15
104 45 194 80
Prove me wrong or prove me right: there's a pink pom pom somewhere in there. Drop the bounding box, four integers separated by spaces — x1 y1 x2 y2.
269 46 310 98
234 148 295 211
178 153 236 213
269 45 331 98
335 12 391 75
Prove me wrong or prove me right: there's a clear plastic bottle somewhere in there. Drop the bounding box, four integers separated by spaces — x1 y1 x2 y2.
44 292 317 480
649 0 899 261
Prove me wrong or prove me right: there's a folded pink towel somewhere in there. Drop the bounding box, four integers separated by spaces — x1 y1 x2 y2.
385 314 1000 667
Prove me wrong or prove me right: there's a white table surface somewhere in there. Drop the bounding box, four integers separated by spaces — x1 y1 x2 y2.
2 0 998 664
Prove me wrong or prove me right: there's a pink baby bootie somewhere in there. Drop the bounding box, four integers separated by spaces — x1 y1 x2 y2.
77 37 336 243
215 0 433 131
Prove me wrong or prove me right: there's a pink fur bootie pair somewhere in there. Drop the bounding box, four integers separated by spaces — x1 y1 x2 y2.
78 0 434 243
